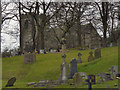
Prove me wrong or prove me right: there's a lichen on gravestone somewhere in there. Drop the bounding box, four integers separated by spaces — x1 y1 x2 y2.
73 72 83 87
88 51 94 62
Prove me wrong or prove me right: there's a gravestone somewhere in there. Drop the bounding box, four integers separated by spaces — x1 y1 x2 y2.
40 49 44 54
73 72 83 87
5 77 16 87
110 43 113 47
27 82 36 86
78 72 88 79
34 80 52 87
58 54 68 83
24 52 36 64
94 48 101 59
116 72 120 78
77 53 82 63
68 58 77 79
61 62 67 82
109 65 118 79
88 51 94 62
98 73 112 82
62 54 66 63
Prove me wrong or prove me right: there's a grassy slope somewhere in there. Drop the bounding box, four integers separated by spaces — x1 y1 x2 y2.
2 47 118 88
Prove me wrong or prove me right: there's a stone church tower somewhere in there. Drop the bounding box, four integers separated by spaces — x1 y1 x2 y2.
20 13 101 53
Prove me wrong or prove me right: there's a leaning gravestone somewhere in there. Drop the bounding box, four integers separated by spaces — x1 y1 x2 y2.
68 58 77 79
73 72 83 87
94 48 101 59
77 53 82 63
5 77 16 87
24 52 36 64
88 51 94 62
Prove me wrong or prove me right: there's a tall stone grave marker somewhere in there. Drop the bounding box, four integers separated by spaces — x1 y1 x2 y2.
59 54 68 83
77 53 82 63
88 51 94 62
24 52 36 64
94 48 101 59
68 58 77 79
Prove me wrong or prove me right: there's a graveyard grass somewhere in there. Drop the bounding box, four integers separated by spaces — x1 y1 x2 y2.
2 46 119 88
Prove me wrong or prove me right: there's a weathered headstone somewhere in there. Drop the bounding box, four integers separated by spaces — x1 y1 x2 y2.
58 54 68 83
34 80 52 87
27 82 36 86
110 43 113 47
98 73 112 82
116 72 120 79
61 62 67 82
68 58 77 79
88 51 94 62
24 52 36 64
109 65 118 79
94 48 101 59
5 77 16 87
62 54 66 63
78 72 88 79
40 49 44 54
77 53 82 63
73 72 83 87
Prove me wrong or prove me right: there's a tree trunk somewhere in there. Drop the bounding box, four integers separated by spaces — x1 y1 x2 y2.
36 27 45 51
40 30 44 49
31 16 36 51
36 30 41 52
0 0 1 54
102 2 108 47
19 2 23 53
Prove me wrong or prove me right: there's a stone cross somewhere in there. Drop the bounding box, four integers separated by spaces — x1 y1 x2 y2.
68 58 77 79
77 53 82 63
88 51 94 62
61 37 66 54
62 54 66 63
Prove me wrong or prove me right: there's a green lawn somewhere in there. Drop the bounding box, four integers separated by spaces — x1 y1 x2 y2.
2 46 119 88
